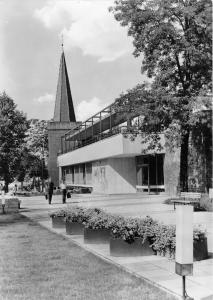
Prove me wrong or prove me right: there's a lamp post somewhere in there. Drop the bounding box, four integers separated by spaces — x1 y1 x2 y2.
175 204 194 300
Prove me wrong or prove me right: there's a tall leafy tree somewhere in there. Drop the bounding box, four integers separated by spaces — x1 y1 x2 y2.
17 147 48 190
110 0 212 191
0 92 28 191
25 119 48 161
24 119 48 190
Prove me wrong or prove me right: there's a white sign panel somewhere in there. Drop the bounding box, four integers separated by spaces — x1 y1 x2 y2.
176 205 193 264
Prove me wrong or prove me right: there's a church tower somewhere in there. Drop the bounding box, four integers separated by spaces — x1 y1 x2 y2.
53 51 76 123
48 49 78 186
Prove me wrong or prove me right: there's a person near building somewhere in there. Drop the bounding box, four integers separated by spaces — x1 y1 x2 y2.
60 179 67 204
48 178 54 204
13 184 18 195
44 181 48 200
0 183 3 195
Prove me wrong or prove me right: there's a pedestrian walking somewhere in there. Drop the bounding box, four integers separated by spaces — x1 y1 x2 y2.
13 184 18 195
60 180 67 204
1 184 6 214
0 183 3 195
44 181 48 200
48 178 54 204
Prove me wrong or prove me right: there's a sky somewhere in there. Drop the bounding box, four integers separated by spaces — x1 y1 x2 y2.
0 0 145 121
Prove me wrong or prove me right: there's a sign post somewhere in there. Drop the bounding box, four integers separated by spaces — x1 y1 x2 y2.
175 205 194 300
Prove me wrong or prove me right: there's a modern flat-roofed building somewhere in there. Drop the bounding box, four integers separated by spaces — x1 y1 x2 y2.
49 50 211 195
57 105 180 196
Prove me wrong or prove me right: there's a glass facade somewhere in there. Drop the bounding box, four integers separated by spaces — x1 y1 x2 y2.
62 162 92 186
136 154 165 192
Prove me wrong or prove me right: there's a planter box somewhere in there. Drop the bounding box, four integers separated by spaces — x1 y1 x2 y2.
66 221 84 235
84 228 111 244
110 238 154 257
155 238 208 261
51 216 65 228
193 237 208 261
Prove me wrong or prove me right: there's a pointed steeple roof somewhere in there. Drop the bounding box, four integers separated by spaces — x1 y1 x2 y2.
53 51 76 122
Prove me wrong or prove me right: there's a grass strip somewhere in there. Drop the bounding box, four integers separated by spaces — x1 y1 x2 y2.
0 214 177 300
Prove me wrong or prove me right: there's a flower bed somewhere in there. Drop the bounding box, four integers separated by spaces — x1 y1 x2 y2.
49 207 208 260
65 206 87 224
151 223 176 258
84 211 123 230
83 211 128 244
83 211 123 244
65 206 102 224
150 224 208 261
111 216 157 244
110 216 156 256
110 216 207 260
49 208 67 218
49 208 67 228
65 206 103 235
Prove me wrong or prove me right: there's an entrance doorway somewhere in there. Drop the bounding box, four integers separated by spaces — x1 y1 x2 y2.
136 154 165 193
141 164 149 192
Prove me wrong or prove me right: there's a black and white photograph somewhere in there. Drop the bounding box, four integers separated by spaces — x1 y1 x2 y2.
0 0 212 299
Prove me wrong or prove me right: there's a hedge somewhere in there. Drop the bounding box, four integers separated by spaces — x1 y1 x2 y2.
50 206 206 256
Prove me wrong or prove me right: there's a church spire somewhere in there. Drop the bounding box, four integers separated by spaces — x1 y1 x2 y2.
53 49 76 122
61 34 64 51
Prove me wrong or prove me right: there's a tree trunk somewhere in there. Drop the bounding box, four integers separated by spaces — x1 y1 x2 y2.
180 129 190 192
4 179 9 193
33 176 36 190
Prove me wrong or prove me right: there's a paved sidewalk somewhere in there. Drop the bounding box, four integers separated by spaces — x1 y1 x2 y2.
19 195 213 300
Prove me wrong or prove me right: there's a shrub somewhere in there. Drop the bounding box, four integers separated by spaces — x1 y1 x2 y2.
85 211 118 230
49 208 67 218
151 224 176 255
111 217 140 244
193 225 207 240
49 206 207 257
66 206 102 224
111 216 159 245
151 223 206 257
111 213 206 256
83 207 102 223
65 206 86 223
137 216 159 244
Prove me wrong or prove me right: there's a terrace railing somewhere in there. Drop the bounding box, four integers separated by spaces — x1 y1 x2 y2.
59 126 139 155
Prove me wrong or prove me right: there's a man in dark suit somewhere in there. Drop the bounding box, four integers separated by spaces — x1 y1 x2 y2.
48 178 54 204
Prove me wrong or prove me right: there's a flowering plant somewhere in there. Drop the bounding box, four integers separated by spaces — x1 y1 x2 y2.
65 206 86 223
83 207 102 224
85 212 123 230
111 217 140 244
137 216 158 243
49 208 67 218
151 224 206 255
151 224 176 253
193 226 206 240
50 206 206 255
66 206 102 224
